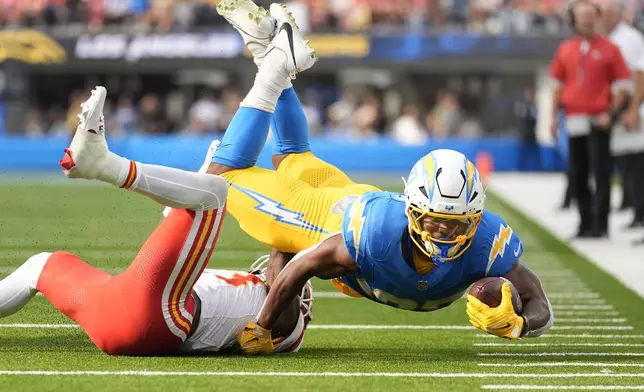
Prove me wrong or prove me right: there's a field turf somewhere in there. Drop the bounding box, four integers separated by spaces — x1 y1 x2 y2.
1 180 644 391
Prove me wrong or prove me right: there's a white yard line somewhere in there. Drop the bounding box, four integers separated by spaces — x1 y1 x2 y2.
313 292 352 298
481 385 644 390
474 343 644 347
547 293 601 299
555 318 628 323
552 305 615 310
549 299 607 305
549 326 634 330
476 334 644 339
0 324 636 332
553 311 620 316
0 370 644 378
479 363 644 367
478 352 644 357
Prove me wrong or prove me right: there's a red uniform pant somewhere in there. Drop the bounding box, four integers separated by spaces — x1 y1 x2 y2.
36 207 225 355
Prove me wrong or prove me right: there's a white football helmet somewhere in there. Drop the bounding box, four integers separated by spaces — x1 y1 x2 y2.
403 149 485 262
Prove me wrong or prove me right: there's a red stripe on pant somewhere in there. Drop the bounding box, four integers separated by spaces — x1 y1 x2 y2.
36 208 222 356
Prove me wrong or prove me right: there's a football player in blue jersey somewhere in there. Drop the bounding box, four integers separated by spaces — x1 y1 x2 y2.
206 0 554 355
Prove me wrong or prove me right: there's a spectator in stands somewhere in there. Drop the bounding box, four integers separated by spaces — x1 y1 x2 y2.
138 93 170 134
300 90 323 135
114 95 138 134
217 88 242 132
327 90 357 135
427 91 463 139
391 103 428 146
24 109 46 138
353 93 382 139
188 91 222 134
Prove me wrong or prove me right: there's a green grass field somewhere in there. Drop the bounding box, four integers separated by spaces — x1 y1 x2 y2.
1 180 644 391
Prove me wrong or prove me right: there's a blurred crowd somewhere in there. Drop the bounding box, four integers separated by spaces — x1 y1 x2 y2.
22 85 489 144
3 0 643 34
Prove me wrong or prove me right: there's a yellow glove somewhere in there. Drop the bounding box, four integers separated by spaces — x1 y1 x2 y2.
236 321 275 355
466 282 525 340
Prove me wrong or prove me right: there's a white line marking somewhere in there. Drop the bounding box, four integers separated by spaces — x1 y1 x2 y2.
549 326 634 330
555 318 628 323
547 293 601 299
481 385 644 390
313 292 351 298
0 324 635 331
478 352 644 357
0 371 644 378
479 363 644 367
550 299 607 304
306 325 474 330
553 305 614 310
0 324 79 328
476 334 644 339
553 311 620 316
474 343 644 347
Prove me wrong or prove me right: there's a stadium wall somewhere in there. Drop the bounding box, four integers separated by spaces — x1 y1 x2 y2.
0 136 565 173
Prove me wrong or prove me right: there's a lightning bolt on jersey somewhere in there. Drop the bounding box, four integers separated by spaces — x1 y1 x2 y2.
340 192 523 312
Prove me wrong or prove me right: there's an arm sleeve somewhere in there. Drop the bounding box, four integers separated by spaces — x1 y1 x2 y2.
549 45 567 85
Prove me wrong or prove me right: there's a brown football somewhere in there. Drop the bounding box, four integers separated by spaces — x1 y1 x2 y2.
469 277 523 314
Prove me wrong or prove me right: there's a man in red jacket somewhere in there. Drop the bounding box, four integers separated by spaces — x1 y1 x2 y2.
550 0 632 238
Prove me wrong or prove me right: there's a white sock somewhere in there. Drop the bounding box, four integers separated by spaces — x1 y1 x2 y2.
0 252 50 318
162 141 220 218
241 49 291 113
128 163 227 211
97 152 131 186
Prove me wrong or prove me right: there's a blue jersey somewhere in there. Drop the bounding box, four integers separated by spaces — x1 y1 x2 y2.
340 191 523 311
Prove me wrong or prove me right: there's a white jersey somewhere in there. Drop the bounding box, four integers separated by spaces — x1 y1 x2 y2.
180 269 306 354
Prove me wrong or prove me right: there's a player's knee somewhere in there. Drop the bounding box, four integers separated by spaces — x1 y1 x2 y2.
202 174 229 210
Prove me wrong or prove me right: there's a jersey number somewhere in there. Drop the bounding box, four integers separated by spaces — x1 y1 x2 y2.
358 278 454 311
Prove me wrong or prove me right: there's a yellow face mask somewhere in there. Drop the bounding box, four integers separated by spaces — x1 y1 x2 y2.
406 204 482 262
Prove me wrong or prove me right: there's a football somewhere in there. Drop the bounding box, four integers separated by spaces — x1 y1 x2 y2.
469 277 523 314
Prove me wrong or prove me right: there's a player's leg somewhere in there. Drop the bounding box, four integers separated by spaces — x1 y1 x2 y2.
0 252 53 318
208 11 316 177
62 87 228 212
29 205 224 355
35 87 227 355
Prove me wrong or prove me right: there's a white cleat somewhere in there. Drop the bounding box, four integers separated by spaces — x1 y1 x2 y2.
59 86 109 180
264 3 317 79
216 0 276 67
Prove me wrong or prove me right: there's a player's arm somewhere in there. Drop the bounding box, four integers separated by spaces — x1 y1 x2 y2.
236 234 357 354
266 249 296 286
503 261 553 337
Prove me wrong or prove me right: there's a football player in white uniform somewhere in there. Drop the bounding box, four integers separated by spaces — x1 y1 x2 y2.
0 86 310 355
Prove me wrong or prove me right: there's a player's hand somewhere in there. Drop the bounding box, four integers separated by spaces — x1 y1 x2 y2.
466 282 524 340
236 321 275 355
